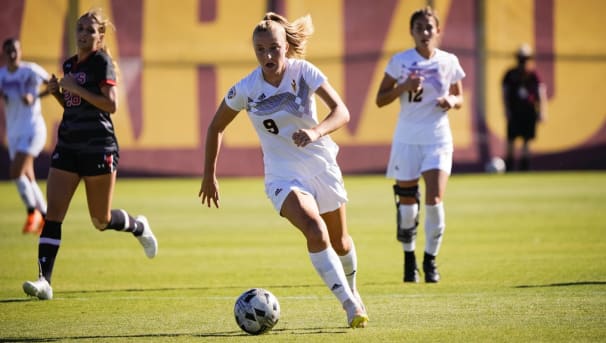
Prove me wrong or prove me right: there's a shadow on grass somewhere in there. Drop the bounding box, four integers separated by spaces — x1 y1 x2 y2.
514 280 606 288
68 283 327 295
0 326 349 342
0 298 32 303
0 283 327 302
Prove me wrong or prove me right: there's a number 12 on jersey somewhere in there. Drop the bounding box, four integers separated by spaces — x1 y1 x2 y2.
408 88 423 103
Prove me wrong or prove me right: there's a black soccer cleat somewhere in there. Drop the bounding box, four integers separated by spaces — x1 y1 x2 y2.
403 251 419 283
423 252 440 283
404 267 420 283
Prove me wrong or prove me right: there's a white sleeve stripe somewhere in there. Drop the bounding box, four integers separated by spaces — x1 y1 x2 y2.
39 237 61 246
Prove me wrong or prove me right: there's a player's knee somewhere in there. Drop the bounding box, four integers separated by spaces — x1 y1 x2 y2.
393 184 420 205
301 219 328 246
330 235 351 255
398 204 418 228
91 216 109 231
394 184 420 243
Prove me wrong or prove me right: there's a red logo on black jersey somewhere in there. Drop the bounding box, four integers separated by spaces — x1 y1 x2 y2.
105 153 114 172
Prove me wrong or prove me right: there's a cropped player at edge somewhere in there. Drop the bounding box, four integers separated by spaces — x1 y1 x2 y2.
0 38 51 235
199 12 368 329
376 7 465 283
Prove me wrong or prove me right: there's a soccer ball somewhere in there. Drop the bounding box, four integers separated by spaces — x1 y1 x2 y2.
234 288 280 335
485 157 506 174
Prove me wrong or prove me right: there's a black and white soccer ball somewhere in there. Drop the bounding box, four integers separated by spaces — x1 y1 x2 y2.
234 288 280 335
485 157 506 174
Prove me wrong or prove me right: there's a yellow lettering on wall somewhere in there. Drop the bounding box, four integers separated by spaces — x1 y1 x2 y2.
537 0 606 150
19 0 604 154
20 0 68 150
485 0 606 152
138 0 266 148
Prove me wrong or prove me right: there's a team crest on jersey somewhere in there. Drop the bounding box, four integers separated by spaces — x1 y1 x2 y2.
227 86 236 99
258 93 266 101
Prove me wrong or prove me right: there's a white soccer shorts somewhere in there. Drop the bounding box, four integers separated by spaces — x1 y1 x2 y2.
265 164 348 215
386 142 453 181
8 128 46 160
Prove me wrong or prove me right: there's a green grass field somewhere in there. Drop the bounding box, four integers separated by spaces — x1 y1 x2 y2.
1 172 605 342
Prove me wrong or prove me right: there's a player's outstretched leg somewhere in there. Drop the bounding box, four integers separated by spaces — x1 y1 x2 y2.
135 215 157 258
103 210 158 258
310 247 368 328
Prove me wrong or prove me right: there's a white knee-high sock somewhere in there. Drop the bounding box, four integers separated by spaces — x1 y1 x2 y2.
30 181 47 215
399 203 418 251
15 175 36 210
338 237 358 292
309 247 354 305
425 202 445 256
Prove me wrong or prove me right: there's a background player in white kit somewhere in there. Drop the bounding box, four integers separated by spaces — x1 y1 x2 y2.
199 12 368 328
0 38 50 235
375 6 465 283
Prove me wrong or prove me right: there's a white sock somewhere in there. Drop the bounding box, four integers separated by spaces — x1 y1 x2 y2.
309 247 354 305
338 237 357 292
15 175 36 210
399 203 418 251
425 202 445 256
30 181 47 215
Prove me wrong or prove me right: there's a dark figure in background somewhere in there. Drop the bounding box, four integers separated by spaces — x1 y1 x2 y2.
502 44 547 171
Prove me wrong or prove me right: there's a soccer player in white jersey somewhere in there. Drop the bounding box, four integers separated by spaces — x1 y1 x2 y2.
199 12 368 329
0 38 50 235
375 7 465 283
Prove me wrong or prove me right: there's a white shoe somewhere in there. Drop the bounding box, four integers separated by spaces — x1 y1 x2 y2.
343 298 368 329
353 289 367 313
23 277 53 300
136 215 157 258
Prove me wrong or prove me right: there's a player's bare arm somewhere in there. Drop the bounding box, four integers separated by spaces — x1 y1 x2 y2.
199 100 240 208
292 81 350 147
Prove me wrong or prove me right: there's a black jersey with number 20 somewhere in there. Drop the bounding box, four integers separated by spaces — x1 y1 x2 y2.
57 50 118 153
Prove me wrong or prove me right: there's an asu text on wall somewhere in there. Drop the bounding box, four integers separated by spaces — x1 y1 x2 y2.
1 0 605 177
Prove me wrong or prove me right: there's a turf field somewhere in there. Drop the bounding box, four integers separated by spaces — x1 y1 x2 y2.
0 172 605 342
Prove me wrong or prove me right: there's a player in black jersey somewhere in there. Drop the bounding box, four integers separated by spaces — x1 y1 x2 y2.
22 8 157 300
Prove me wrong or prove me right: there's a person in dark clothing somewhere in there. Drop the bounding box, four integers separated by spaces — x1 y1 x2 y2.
502 44 547 171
